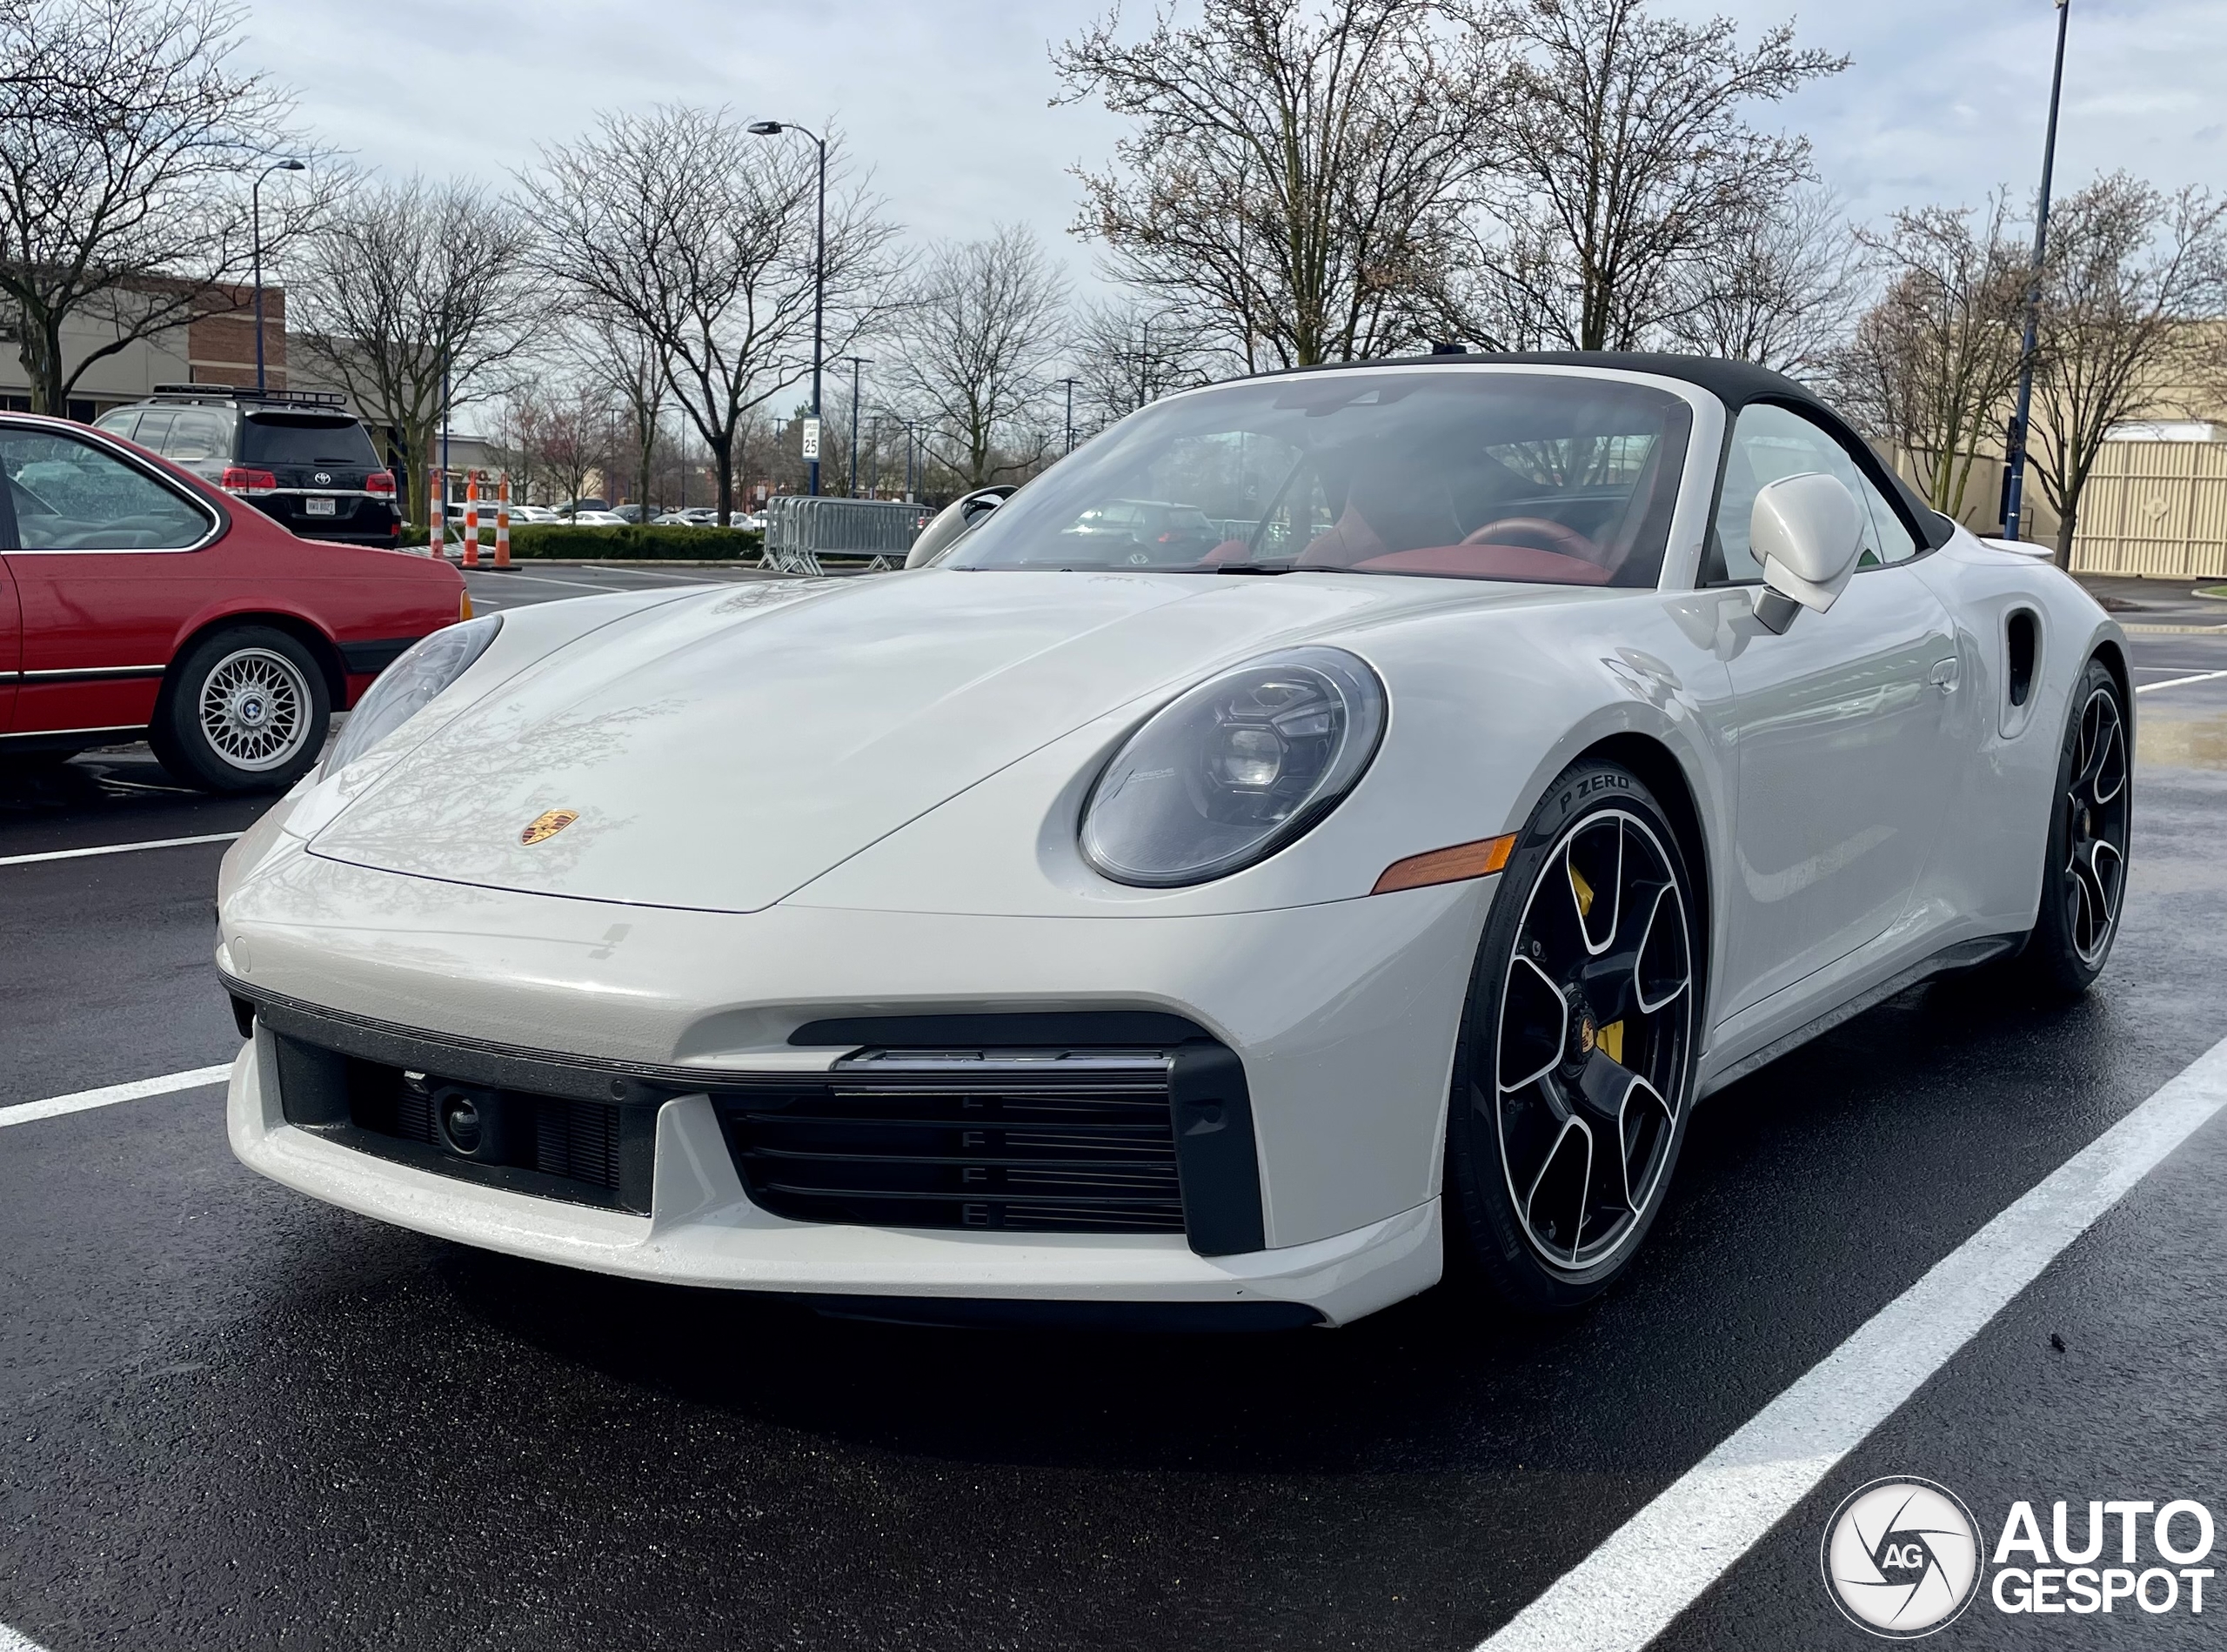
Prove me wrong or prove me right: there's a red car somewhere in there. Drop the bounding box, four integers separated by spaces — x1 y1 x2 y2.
0 410 465 792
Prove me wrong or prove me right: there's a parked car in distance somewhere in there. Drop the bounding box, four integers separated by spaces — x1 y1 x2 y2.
2 409 465 791
552 498 609 517
508 505 563 525
565 510 628 527
93 386 403 548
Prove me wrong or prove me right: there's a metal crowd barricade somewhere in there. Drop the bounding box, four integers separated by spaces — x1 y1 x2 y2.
763 496 935 575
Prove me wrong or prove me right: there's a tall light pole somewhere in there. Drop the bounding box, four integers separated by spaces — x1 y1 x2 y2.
1060 377 1078 456
840 355 871 496
251 158 304 393
2003 0 2071 547
747 119 827 497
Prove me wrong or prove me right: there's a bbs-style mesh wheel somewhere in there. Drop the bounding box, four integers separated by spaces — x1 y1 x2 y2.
197 646 312 772
1447 761 1699 1311
152 625 331 793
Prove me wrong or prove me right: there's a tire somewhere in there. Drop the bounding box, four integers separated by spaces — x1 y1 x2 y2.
150 625 330 793
2016 658 2130 997
1444 759 1702 1312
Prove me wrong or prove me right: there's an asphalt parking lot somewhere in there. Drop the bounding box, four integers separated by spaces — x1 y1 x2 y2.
4 567 2227 1651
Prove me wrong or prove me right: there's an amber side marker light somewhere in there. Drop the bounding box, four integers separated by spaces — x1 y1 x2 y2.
1371 833 1516 896
459 592 473 621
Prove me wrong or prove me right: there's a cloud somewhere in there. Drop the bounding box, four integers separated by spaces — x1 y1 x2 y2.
242 0 2227 289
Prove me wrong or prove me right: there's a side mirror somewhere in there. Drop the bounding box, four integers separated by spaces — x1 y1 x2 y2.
1749 472 1863 634
904 485 1019 568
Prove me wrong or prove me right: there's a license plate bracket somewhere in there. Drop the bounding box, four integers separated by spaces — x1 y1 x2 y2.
304 496 338 517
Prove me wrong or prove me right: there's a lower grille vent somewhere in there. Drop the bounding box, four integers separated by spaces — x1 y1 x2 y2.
716 1049 1187 1234
334 1061 635 1209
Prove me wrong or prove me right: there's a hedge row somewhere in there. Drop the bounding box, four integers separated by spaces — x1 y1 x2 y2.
394 524 764 560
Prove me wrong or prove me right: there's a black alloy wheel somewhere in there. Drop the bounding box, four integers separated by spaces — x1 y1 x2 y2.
1446 759 1699 1311
2019 658 2130 996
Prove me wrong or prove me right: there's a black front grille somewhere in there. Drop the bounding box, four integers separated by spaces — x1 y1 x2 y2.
362 1069 624 1192
715 1049 1187 1234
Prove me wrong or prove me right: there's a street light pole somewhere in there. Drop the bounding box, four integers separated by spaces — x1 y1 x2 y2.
746 120 827 498
841 355 871 496
250 158 304 394
2004 0 2071 548
1060 378 1077 456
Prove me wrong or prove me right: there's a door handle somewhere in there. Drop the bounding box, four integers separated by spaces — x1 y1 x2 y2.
1929 657 1961 693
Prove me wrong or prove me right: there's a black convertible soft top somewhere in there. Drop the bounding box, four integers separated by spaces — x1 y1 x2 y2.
1258 349 1956 550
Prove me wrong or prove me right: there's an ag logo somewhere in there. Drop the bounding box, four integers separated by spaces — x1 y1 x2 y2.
519 808 579 846
1822 1478 1983 1638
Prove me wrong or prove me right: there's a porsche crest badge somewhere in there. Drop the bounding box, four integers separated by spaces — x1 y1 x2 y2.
519 808 579 846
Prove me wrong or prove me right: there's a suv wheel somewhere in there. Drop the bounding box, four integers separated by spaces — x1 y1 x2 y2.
152 625 330 793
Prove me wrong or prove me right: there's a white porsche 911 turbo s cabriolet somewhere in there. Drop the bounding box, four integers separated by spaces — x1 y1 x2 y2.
216 353 2130 1330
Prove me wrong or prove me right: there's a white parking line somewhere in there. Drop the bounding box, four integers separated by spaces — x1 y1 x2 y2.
2136 668 2227 695
0 831 241 868
1475 1031 2227 1652
0 1063 233 1130
0 1622 53 1651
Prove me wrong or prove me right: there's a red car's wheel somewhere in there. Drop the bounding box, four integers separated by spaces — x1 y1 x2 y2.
152 625 331 793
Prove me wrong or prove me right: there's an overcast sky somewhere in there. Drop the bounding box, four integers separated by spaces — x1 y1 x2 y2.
241 0 2227 288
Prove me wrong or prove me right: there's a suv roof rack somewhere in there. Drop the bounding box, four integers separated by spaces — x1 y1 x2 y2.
148 383 350 410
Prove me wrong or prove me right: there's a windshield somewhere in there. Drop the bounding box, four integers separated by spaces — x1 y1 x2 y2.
952 370 1693 587
241 412 379 466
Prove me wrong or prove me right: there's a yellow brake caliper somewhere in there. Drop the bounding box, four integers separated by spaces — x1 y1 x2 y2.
1568 862 1624 1063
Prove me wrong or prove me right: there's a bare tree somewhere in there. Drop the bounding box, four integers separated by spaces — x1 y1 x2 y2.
1066 293 1221 437
1830 198 2028 520
1056 0 1491 371
0 0 330 412
530 105 898 524
506 382 608 513
2026 174 2227 566
1664 184 1868 376
1468 0 1843 351
289 177 538 525
887 224 1069 489
578 311 668 517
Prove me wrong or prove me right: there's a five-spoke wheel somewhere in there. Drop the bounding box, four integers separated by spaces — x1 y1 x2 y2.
1447 760 1699 1310
2017 658 2131 995
2063 683 2128 966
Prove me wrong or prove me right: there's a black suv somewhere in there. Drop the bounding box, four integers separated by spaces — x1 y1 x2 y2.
92 385 402 546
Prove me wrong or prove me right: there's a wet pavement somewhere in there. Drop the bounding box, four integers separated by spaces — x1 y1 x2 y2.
3 572 2225 1651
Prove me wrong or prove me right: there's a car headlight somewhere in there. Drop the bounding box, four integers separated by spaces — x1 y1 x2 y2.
323 615 501 773
1080 646 1387 886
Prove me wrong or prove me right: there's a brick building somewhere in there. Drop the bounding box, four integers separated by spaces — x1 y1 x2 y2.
0 282 289 420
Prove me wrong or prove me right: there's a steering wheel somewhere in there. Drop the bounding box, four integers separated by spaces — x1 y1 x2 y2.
1460 516 1602 564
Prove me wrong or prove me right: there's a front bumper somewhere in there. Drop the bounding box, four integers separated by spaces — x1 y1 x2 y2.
219 843 1489 1324
227 1037 1441 1326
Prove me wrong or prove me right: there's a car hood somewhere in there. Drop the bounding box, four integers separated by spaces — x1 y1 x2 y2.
306 569 1535 913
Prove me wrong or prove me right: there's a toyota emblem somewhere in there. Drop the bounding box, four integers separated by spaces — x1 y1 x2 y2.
313 471 332 485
